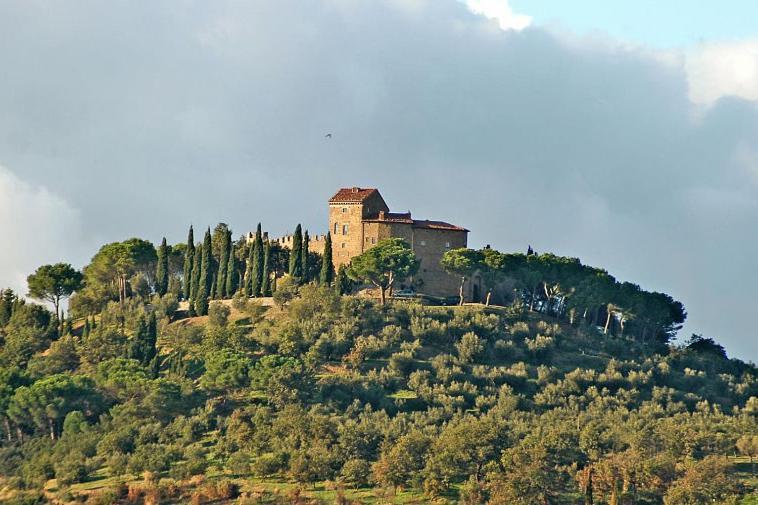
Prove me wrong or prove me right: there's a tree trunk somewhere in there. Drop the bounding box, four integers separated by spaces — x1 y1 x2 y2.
604 309 612 335
53 297 61 330
583 466 593 505
3 417 11 441
380 287 386 305
48 418 56 441
459 276 466 306
485 290 492 306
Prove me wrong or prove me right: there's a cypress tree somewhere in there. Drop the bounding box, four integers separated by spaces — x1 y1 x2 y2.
156 237 169 296
128 312 157 366
183 226 195 300
128 315 149 363
196 228 212 316
216 229 230 299
289 224 303 280
320 232 335 286
83 317 91 339
337 264 351 295
251 224 264 296
245 240 254 297
225 239 237 296
301 230 310 283
91 315 96 330
146 312 157 364
262 240 271 296
189 241 202 315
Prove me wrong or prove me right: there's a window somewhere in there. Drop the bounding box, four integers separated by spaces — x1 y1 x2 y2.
342 224 349 235
419 240 426 246
333 222 338 234
342 207 347 213
371 237 376 244
341 243 346 249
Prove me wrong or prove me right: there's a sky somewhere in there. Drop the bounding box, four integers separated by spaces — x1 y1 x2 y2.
0 0 757 361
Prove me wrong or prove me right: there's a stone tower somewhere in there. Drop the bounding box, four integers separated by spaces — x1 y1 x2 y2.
328 187 389 268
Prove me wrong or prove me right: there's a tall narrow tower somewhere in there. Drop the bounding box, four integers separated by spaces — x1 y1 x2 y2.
328 187 389 268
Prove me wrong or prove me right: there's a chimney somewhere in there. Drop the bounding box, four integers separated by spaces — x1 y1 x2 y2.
378 210 385 220
351 187 360 193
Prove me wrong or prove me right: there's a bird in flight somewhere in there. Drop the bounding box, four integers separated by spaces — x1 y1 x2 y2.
325 133 332 139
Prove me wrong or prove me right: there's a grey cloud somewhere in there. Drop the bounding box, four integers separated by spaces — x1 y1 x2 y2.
0 0 756 359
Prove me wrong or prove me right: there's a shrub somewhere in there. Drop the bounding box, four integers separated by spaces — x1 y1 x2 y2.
54 451 89 486
455 332 484 364
510 321 531 339
200 349 252 391
340 458 371 488
252 452 288 477
388 351 415 376
208 302 231 328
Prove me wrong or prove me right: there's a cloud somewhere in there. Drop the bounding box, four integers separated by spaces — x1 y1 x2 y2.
0 1 756 359
0 166 88 296
685 39 758 106
464 0 531 31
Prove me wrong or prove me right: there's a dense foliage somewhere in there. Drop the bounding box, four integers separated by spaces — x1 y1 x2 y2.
0 232 754 504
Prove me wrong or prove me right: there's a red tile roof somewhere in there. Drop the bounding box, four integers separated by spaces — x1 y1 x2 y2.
363 214 468 232
330 187 468 232
412 220 468 232
329 187 379 203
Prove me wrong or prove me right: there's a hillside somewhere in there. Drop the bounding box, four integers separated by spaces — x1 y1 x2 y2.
0 282 755 504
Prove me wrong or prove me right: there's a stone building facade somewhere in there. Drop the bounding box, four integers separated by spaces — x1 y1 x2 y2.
329 187 468 297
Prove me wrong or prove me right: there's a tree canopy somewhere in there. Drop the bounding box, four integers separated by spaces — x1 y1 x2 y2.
348 238 419 304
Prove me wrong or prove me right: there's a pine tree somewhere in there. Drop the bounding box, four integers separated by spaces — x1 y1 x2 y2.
225 239 237 296
320 232 335 286
216 229 230 299
262 240 271 296
183 226 195 300
289 224 303 280
251 224 264 297
301 230 310 283
156 237 169 296
196 228 212 316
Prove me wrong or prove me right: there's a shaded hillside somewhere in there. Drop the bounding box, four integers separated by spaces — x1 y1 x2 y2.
0 283 755 504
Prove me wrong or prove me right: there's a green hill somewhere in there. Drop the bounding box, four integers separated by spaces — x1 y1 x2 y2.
0 231 755 504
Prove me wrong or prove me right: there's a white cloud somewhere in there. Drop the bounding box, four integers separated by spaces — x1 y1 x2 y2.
0 1 757 360
0 166 86 295
464 0 531 31
685 39 758 106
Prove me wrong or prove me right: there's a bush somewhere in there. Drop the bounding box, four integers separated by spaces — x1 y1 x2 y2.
54 451 90 486
252 452 288 477
455 332 484 364
273 277 299 308
208 302 231 328
200 349 252 391
127 443 179 474
340 458 371 488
